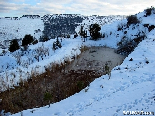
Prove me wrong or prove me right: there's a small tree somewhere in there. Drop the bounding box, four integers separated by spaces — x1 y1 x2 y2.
79 26 87 42
89 23 101 40
22 34 34 46
79 26 84 37
77 81 84 90
53 38 62 50
74 33 78 38
127 15 140 26
105 63 111 79
145 7 155 16
53 42 56 51
44 92 52 107
56 37 62 48
9 39 20 52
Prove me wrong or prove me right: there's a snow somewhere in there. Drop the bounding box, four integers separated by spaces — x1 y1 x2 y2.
75 15 125 36
10 34 155 116
1 10 155 116
0 17 43 42
0 38 83 91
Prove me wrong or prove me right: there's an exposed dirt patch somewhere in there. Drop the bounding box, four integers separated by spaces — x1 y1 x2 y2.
0 46 125 114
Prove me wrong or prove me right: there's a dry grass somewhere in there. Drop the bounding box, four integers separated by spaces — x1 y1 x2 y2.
0 67 101 114
80 45 89 53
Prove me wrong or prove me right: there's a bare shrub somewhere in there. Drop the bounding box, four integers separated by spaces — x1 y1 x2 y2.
117 33 146 55
34 43 49 62
13 52 22 65
117 22 126 31
0 77 7 91
80 45 89 53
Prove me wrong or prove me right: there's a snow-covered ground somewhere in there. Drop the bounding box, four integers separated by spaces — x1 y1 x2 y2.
1 9 155 116
75 15 125 35
10 29 155 116
0 17 44 42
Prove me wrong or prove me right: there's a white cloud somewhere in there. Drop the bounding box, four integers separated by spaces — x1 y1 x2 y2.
68 0 155 15
0 0 155 16
40 0 72 5
0 2 19 13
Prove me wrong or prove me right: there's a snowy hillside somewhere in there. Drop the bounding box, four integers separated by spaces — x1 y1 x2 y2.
0 14 125 92
0 14 125 49
1 8 155 116
0 16 44 42
11 35 155 116
42 14 125 39
75 15 125 35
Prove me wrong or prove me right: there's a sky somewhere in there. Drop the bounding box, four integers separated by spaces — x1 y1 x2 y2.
0 0 155 17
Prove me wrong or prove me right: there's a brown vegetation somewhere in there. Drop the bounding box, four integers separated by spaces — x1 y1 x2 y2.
0 68 101 114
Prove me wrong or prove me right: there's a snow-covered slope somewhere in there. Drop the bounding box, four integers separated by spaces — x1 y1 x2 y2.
10 27 155 116
0 17 44 42
0 14 125 49
75 15 125 35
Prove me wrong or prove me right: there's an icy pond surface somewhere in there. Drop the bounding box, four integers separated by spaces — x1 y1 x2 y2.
68 46 126 73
